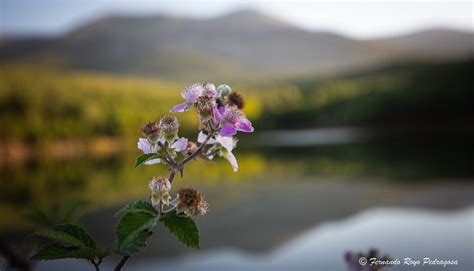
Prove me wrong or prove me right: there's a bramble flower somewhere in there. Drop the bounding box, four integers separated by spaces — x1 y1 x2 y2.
149 176 171 207
214 105 254 137
344 249 392 271
137 136 189 164
176 187 209 218
171 137 188 152
198 132 238 172
170 83 217 113
140 121 160 143
137 138 161 165
159 115 180 143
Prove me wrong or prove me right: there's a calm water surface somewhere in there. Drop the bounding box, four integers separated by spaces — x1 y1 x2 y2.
1 137 473 271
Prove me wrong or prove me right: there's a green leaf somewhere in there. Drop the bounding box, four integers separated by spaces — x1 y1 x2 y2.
32 244 96 261
35 224 96 249
119 230 153 255
135 153 158 168
115 211 159 255
162 211 200 249
115 200 157 217
59 198 89 222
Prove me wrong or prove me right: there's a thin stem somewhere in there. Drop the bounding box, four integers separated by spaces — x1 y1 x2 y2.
158 142 177 167
114 256 130 271
91 259 100 271
168 123 216 184
178 129 215 169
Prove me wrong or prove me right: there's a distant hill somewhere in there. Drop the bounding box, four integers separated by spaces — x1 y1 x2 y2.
1 10 472 81
373 28 474 58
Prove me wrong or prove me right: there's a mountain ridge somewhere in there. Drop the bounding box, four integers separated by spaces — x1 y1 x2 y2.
1 10 472 81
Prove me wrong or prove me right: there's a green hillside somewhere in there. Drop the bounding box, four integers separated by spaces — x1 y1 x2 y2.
0 60 472 147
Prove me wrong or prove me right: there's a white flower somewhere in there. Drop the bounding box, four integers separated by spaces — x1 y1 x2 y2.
197 132 238 172
137 138 161 165
171 137 188 152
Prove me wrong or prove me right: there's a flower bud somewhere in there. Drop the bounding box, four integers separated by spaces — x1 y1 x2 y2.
227 92 245 109
140 121 160 143
159 115 179 143
217 84 231 96
176 187 209 218
149 176 171 206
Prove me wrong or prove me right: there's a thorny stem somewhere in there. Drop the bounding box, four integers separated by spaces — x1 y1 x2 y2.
169 124 216 184
159 141 177 167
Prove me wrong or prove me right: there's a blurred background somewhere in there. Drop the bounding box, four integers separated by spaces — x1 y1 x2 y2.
0 0 473 270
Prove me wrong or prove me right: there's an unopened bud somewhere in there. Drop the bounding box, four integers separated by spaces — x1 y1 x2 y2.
217 84 231 96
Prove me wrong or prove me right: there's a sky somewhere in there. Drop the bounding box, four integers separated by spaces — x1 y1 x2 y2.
1 0 473 39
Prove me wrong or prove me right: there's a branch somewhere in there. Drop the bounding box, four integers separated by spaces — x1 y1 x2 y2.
114 255 130 271
158 142 177 167
169 127 215 184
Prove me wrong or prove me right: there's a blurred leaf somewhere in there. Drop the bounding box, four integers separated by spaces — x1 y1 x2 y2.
31 244 96 261
115 211 159 255
27 198 89 227
34 224 96 249
162 211 199 249
59 198 90 222
27 208 55 226
135 153 158 168
115 200 157 217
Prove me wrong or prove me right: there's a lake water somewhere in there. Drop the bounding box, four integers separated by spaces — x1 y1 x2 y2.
1 132 473 271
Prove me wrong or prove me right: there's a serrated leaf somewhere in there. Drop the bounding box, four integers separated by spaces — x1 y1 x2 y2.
31 244 96 261
115 211 159 255
115 200 157 217
119 230 153 255
35 224 96 249
135 153 158 168
162 211 200 249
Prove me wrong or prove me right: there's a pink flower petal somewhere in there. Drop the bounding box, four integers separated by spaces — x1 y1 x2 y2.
236 119 254 133
213 104 223 123
220 124 237 137
170 102 188 113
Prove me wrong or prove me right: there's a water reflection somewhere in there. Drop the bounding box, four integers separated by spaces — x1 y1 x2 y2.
33 207 474 271
1 140 473 270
